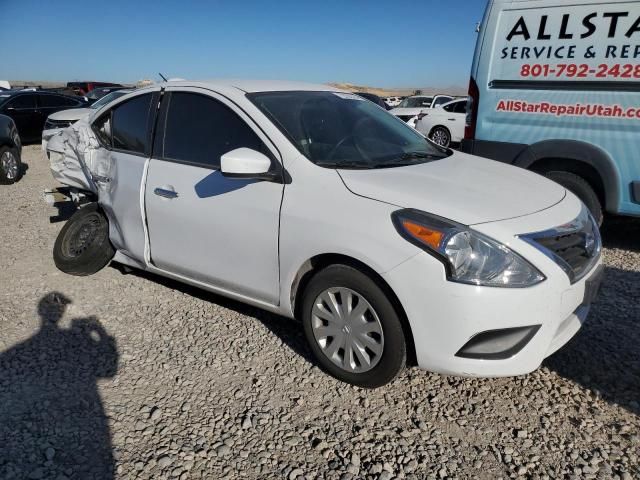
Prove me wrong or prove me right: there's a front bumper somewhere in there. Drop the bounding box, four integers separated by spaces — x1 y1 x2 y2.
383 194 603 377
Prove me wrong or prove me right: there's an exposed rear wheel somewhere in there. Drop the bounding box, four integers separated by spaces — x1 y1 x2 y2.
301 264 406 388
53 203 115 276
545 171 603 226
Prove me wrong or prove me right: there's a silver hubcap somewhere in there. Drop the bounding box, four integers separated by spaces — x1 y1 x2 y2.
1 151 18 180
431 129 449 146
311 287 384 373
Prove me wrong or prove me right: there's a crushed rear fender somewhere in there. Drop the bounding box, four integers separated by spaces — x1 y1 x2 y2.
46 119 114 194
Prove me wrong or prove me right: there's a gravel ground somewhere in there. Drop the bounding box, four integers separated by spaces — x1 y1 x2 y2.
0 145 638 480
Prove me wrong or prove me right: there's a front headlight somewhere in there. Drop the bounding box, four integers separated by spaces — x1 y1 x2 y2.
392 209 545 288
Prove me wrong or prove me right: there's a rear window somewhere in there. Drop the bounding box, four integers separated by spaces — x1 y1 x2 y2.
39 94 82 108
111 94 153 154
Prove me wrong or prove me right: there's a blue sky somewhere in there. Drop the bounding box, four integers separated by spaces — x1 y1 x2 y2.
0 0 486 88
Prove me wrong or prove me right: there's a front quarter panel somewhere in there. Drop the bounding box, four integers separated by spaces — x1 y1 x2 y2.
278 159 422 316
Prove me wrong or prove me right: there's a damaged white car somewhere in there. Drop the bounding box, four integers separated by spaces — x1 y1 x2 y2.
46 80 603 388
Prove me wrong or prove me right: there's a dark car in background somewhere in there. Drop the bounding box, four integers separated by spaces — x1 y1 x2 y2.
84 86 128 105
0 114 23 183
66 81 123 96
354 92 390 110
0 91 87 143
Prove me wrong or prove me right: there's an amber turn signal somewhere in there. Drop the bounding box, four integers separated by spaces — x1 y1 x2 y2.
401 220 444 249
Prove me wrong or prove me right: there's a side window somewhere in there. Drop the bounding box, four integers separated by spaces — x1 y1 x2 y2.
7 95 36 109
111 94 153 154
161 92 267 169
93 112 112 147
443 103 455 112
454 101 467 114
39 94 79 108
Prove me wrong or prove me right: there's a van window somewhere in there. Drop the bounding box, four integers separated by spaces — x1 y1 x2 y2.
161 92 266 169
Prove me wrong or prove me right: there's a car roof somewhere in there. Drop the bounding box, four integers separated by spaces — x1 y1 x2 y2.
153 79 341 93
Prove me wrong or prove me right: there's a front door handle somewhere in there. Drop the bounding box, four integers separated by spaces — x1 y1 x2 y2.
448 118 456 121
154 187 179 199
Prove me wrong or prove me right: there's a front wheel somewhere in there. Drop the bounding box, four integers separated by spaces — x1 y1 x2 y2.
429 126 451 147
301 264 406 388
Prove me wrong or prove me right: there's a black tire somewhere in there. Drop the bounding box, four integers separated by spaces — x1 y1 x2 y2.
429 126 451 147
301 264 406 388
53 203 115 276
545 171 603 225
0 146 22 184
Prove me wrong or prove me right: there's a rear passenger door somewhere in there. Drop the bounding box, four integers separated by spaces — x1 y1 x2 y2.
91 91 159 263
445 100 467 142
2 94 39 142
144 88 284 304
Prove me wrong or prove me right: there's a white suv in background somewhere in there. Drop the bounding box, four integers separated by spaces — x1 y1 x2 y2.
415 98 467 147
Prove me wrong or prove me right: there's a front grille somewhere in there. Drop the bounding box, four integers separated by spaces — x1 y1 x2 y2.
520 207 601 283
44 119 73 130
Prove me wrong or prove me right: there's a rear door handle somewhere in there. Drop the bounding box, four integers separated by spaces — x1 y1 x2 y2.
154 187 179 199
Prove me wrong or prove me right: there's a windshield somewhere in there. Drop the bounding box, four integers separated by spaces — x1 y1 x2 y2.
397 96 433 108
249 91 448 169
91 90 130 109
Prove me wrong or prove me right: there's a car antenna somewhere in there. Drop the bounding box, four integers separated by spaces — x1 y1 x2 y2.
159 72 168 82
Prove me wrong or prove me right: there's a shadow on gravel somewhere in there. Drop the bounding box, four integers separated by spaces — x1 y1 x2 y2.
601 215 640 252
545 265 640 417
0 292 118 480
118 267 317 365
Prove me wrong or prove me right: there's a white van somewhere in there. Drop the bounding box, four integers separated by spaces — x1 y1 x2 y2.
462 0 640 224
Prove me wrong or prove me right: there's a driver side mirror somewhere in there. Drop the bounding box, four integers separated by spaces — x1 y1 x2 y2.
220 148 280 182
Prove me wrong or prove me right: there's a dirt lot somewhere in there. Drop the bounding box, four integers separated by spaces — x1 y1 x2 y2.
0 145 638 480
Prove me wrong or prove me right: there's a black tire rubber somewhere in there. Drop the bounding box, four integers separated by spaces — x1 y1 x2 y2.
429 126 451 147
545 171 603 226
0 146 22 184
53 203 115 276
301 264 406 388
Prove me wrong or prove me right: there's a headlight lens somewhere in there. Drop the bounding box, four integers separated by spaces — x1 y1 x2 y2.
392 209 545 287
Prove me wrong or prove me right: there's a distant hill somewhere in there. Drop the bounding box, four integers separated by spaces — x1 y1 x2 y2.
329 82 467 98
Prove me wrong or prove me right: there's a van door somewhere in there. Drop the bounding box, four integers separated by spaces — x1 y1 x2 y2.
144 88 283 304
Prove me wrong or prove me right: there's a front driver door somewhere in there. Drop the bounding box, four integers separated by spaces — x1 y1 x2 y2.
144 89 284 304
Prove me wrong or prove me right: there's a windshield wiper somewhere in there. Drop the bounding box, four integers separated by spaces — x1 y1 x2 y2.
368 151 444 168
315 160 372 169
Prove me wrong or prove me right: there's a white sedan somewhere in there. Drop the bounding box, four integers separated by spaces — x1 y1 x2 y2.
390 95 454 128
46 80 603 388
415 98 468 147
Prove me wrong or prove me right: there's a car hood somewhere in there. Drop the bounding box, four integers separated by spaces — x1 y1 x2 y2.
389 107 425 116
48 108 93 122
338 152 566 225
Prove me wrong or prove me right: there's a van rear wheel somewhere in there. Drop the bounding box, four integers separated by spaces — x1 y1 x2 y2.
545 171 603 226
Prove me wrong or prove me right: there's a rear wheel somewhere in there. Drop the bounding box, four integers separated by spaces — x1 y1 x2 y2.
429 126 451 147
301 264 406 388
0 146 22 184
545 171 603 225
53 203 115 276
